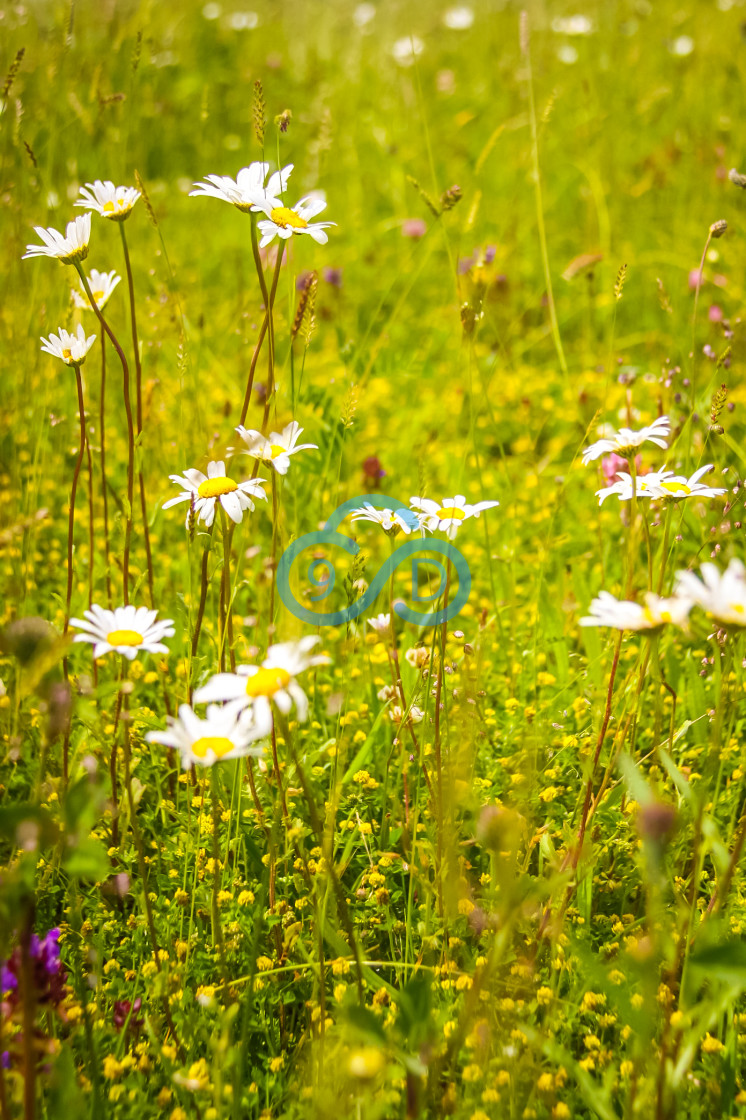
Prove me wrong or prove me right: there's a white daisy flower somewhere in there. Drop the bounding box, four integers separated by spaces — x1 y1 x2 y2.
75 180 141 221
70 604 175 661
255 194 335 248
409 494 499 540
351 503 416 535
595 472 662 506
580 590 692 632
675 558 746 630
22 215 91 264
234 421 317 476
145 702 271 769
190 161 293 213
582 415 671 465
162 460 267 529
71 268 121 311
367 613 392 633
194 636 330 724
644 464 727 502
392 35 424 65
40 324 96 366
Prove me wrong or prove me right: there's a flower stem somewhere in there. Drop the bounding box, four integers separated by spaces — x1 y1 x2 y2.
261 242 286 434
74 263 135 606
97 337 113 604
120 223 156 608
64 364 88 636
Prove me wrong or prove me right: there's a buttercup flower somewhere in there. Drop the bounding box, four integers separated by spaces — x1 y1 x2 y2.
644 464 727 502
582 416 671 465
351 504 417 535
675 558 746 629
71 268 121 311
255 194 335 248
75 180 141 221
409 494 499 540
146 702 271 768
234 421 317 476
70 605 175 661
595 472 662 506
190 162 293 213
23 215 91 264
194 637 330 723
40 325 96 366
580 591 692 632
163 461 267 528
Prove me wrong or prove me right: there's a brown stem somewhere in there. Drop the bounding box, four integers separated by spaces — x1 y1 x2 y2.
63 365 88 635
98 337 113 604
75 264 135 606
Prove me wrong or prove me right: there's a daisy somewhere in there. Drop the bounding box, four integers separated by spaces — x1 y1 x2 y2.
351 503 417 535
582 416 671 465
580 591 692 632
255 194 335 248
22 215 91 265
675 558 746 630
234 421 317 476
409 494 500 540
70 605 175 661
194 637 330 724
146 702 271 769
190 161 293 213
645 464 727 502
162 461 267 529
75 180 141 221
40 325 96 367
367 613 392 633
71 268 121 311
595 472 663 506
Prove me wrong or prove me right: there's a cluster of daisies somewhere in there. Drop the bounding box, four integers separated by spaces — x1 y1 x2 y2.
23 181 142 364
583 415 727 505
350 493 499 541
579 413 743 636
71 604 329 768
190 159 335 247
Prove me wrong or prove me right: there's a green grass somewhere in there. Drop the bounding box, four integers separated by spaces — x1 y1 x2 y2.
1 1 746 1117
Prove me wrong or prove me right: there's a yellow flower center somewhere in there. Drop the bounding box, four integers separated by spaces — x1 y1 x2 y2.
107 629 143 647
269 444 287 458
436 507 466 520
191 736 235 760
93 290 104 303
103 199 127 213
270 206 308 230
245 667 292 698
197 477 238 499
62 348 72 360
660 482 691 496
731 603 745 614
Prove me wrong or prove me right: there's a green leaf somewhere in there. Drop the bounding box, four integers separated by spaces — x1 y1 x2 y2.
64 836 109 882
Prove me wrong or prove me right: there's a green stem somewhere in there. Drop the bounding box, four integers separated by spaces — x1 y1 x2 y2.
75 263 135 606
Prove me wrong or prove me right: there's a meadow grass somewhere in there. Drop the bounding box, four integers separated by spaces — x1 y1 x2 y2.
1 0 746 1117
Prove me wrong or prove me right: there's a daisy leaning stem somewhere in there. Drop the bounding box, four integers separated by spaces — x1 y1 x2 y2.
239 227 284 428
98 338 113 603
119 222 155 608
74 262 136 606
217 505 233 673
656 504 674 595
690 226 713 462
261 241 286 434
63 363 88 637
